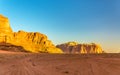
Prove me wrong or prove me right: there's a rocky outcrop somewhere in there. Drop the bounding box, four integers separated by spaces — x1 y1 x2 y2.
0 15 13 35
0 43 29 52
56 42 103 54
0 15 63 53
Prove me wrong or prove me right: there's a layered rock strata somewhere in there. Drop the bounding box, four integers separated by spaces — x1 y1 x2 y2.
56 42 103 54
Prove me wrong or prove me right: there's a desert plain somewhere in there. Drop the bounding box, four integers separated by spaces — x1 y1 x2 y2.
0 50 120 75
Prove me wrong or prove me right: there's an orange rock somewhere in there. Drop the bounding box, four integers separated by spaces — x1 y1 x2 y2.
0 15 63 53
0 15 13 35
56 42 103 54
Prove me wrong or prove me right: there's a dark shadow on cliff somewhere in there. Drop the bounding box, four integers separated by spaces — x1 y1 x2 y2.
0 43 30 52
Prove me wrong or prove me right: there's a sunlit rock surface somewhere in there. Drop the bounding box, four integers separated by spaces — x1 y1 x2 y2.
56 42 103 54
0 15 63 53
0 15 13 35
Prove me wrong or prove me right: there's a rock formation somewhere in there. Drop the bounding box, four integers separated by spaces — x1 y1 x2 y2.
56 42 103 54
0 15 13 35
0 43 29 52
0 15 63 53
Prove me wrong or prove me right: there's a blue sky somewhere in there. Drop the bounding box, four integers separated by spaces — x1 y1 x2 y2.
0 0 120 52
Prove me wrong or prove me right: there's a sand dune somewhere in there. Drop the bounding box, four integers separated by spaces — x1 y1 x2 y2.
0 52 120 75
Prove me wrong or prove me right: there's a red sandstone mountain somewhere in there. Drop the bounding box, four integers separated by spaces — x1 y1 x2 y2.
56 42 103 54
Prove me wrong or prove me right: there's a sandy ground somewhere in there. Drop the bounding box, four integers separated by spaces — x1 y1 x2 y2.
0 50 120 75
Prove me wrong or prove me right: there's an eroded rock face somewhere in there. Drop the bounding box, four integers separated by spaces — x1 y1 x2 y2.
0 15 13 35
0 15 63 53
56 42 103 54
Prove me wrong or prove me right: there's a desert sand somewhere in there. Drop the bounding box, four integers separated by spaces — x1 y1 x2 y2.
0 50 120 75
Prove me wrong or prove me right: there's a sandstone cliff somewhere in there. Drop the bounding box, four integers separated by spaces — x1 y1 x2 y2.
0 15 13 35
0 15 63 53
56 42 103 54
